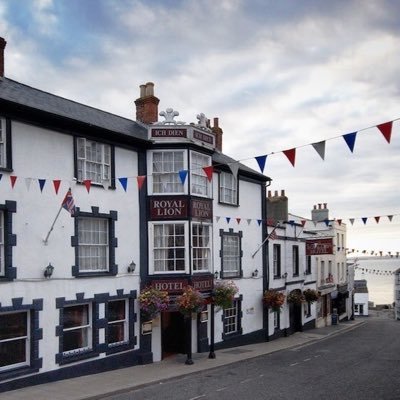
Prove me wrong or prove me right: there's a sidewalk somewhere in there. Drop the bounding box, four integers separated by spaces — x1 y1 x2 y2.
1 319 364 400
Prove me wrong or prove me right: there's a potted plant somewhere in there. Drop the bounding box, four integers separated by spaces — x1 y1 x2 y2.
263 290 286 312
287 290 306 304
303 288 320 303
213 280 239 309
138 286 170 321
177 285 205 316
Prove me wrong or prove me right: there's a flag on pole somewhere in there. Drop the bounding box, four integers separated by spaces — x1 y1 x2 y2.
62 188 75 215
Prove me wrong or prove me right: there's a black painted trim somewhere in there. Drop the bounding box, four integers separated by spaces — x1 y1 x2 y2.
71 207 118 277
0 200 17 281
0 298 43 382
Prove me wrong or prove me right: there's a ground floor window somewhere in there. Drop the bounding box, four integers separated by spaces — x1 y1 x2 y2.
107 299 128 347
273 310 280 330
62 304 92 354
223 297 242 338
0 299 42 378
0 311 29 371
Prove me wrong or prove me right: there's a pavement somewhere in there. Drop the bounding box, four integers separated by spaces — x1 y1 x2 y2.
1 319 364 400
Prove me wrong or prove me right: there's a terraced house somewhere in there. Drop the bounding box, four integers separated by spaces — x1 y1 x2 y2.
0 37 277 391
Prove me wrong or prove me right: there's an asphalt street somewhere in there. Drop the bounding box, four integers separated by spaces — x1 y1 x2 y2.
101 314 400 400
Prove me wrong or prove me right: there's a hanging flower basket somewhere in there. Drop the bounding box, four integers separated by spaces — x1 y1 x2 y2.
213 280 239 309
263 290 286 312
138 286 170 321
287 291 306 304
177 285 205 316
303 288 320 303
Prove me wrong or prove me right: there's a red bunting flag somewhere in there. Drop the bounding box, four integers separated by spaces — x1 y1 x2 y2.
137 175 146 190
337 219 342 226
374 216 380 224
300 220 307 227
283 148 296 167
202 166 214 182
236 218 241 224
53 180 61 194
10 175 17 188
377 121 392 144
83 179 91 193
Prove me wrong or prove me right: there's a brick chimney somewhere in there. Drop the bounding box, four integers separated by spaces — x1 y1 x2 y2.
311 203 329 222
0 37 6 79
134 82 160 124
211 117 223 151
267 190 288 222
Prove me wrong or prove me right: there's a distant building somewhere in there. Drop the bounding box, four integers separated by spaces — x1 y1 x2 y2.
394 269 400 320
354 280 369 316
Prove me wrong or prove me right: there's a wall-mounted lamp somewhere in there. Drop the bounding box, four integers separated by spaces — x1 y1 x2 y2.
252 269 259 278
214 271 219 279
44 263 54 278
282 272 288 278
127 261 136 273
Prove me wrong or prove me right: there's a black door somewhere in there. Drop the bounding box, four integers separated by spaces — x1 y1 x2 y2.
289 302 302 334
161 311 185 358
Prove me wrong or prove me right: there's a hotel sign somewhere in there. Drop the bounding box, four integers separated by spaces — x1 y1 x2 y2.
151 276 213 294
151 128 187 138
150 197 189 220
191 198 213 220
306 238 334 255
193 130 214 145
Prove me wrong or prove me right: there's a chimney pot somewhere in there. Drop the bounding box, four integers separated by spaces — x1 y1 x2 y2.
145 82 154 96
324 203 327 209
268 190 272 197
0 37 6 78
281 190 285 196
313 205 317 210
139 84 146 97
318 203 322 209
274 190 278 197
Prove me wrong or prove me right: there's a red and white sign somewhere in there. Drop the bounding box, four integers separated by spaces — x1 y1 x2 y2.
306 238 334 255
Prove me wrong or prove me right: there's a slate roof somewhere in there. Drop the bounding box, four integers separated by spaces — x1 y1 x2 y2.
0 78 148 141
0 77 270 181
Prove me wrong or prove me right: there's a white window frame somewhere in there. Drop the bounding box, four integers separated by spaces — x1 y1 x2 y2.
0 211 4 276
0 311 30 372
292 245 299 276
223 299 239 335
273 244 281 277
190 151 211 198
62 303 92 355
192 222 212 273
107 299 128 347
221 233 241 278
0 117 6 168
77 217 109 272
149 221 189 274
273 310 279 329
149 150 187 195
77 138 111 184
219 171 237 205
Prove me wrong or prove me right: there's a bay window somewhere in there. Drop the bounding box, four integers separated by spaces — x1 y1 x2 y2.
190 151 211 197
192 223 211 272
152 150 185 194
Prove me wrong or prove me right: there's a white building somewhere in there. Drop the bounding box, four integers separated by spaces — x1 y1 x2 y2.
266 191 317 339
354 280 369 316
290 203 350 327
0 37 271 391
394 269 400 320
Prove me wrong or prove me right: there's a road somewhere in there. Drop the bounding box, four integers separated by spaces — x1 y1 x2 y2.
102 314 400 400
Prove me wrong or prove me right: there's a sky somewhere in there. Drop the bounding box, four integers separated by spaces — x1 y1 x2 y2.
1 0 399 255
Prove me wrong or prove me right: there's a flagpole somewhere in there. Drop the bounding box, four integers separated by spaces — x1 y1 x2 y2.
43 205 63 245
252 224 278 259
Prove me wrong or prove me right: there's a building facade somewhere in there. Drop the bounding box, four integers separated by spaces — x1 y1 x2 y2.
354 280 369 316
0 37 273 391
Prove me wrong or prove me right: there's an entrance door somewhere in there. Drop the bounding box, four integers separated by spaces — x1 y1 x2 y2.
161 311 185 358
289 301 302 334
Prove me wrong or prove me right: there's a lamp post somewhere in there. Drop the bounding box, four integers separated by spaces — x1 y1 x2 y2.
208 301 216 359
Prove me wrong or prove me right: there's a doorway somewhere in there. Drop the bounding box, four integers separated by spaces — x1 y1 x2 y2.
161 311 186 358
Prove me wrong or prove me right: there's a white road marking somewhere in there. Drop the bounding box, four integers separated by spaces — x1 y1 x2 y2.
290 362 299 366
216 387 228 392
303 358 312 362
189 395 206 400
